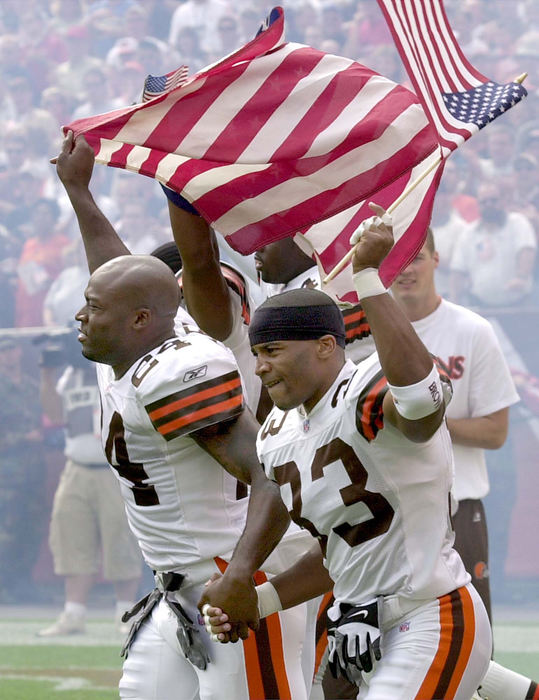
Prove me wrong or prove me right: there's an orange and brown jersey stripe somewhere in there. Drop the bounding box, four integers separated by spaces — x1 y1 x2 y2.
526 681 539 700
221 262 251 325
214 560 292 699
355 370 388 442
415 587 476 700
145 371 243 440
314 591 334 676
342 303 371 344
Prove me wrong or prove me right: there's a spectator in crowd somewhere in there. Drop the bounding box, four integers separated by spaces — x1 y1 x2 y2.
169 0 230 58
0 337 46 603
115 198 168 254
450 179 537 308
105 4 171 73
51 24 104 102
171 25 209 75
84 0 140 56
478 123 518 179
48 0 86 38
15 197 70 328
212 14 242 61
71 66 122 121
38 336 142 637
429 162 472 297
15 7 68 87
40 86 75 131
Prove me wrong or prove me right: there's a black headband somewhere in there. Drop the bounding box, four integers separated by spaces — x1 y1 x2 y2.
249 289 346 348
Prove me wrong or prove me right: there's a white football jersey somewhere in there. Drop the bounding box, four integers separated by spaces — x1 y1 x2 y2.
96 322 249 574
257 357 470 607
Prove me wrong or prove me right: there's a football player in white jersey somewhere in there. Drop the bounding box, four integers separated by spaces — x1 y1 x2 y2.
201 217 493 699
53 130 312 700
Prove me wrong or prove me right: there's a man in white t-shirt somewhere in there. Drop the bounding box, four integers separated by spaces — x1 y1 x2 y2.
391 228 537 700
450 180 536 307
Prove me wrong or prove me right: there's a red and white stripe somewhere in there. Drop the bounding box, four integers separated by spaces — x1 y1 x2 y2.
301 149 444 302
376 0 495 154
65 7 438 261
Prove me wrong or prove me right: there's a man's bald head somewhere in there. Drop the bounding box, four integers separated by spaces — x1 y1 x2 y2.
91 255 181 319
77 255 181 378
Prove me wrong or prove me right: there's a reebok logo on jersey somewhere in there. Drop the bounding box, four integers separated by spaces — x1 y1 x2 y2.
184 365 208 382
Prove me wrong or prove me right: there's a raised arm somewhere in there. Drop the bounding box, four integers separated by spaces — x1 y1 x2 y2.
166 194 234 340
350 205 445 442
53 131 130 273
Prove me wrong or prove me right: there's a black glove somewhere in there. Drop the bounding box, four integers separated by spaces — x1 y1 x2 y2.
327 599 381 682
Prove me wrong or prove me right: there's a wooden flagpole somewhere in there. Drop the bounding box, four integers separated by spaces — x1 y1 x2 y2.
323 72 527 286
322 153 442 284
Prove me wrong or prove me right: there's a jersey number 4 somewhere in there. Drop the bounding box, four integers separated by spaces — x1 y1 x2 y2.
273 437 394 550
105 411 160 506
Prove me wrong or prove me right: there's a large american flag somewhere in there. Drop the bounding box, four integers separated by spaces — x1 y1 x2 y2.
65 4 527 303
65 7 438 264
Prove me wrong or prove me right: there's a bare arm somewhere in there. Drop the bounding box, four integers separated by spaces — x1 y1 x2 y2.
446 407 509 449
53 131 130 273
352 206 444 441
270 541 333 609
193 409 290 635
505 246 536 294
167 199 234 340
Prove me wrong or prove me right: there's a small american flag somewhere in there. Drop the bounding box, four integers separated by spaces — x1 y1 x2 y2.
376 0 527 154
142 66 189 103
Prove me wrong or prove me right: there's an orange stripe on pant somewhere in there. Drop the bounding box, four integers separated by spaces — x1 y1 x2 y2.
415 587 476 700
215 558 292 699
314 591 334 676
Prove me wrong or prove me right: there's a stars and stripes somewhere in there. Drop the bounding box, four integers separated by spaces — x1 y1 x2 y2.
65 6 438 264
64 3 528 303
142 66 189 103
376 0 527 154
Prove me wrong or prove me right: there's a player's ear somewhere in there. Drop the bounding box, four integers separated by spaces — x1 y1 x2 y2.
317 334 337 359
133 307 151 329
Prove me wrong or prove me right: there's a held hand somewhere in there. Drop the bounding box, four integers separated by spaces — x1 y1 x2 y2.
201 604 234 643
349 203 394 274
198 571 259 643
52 131 95 189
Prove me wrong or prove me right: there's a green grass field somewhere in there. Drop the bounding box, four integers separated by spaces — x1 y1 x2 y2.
0 611 537 698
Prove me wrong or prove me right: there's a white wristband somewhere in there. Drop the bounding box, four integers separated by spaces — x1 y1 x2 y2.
388 364 443 420
352 268 386 300
256 581 282 619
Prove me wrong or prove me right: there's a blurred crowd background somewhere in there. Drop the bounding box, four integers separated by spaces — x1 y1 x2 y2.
0 0 538 610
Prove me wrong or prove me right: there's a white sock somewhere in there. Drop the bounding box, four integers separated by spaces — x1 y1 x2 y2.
64 602 86 618
479 660 535 700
